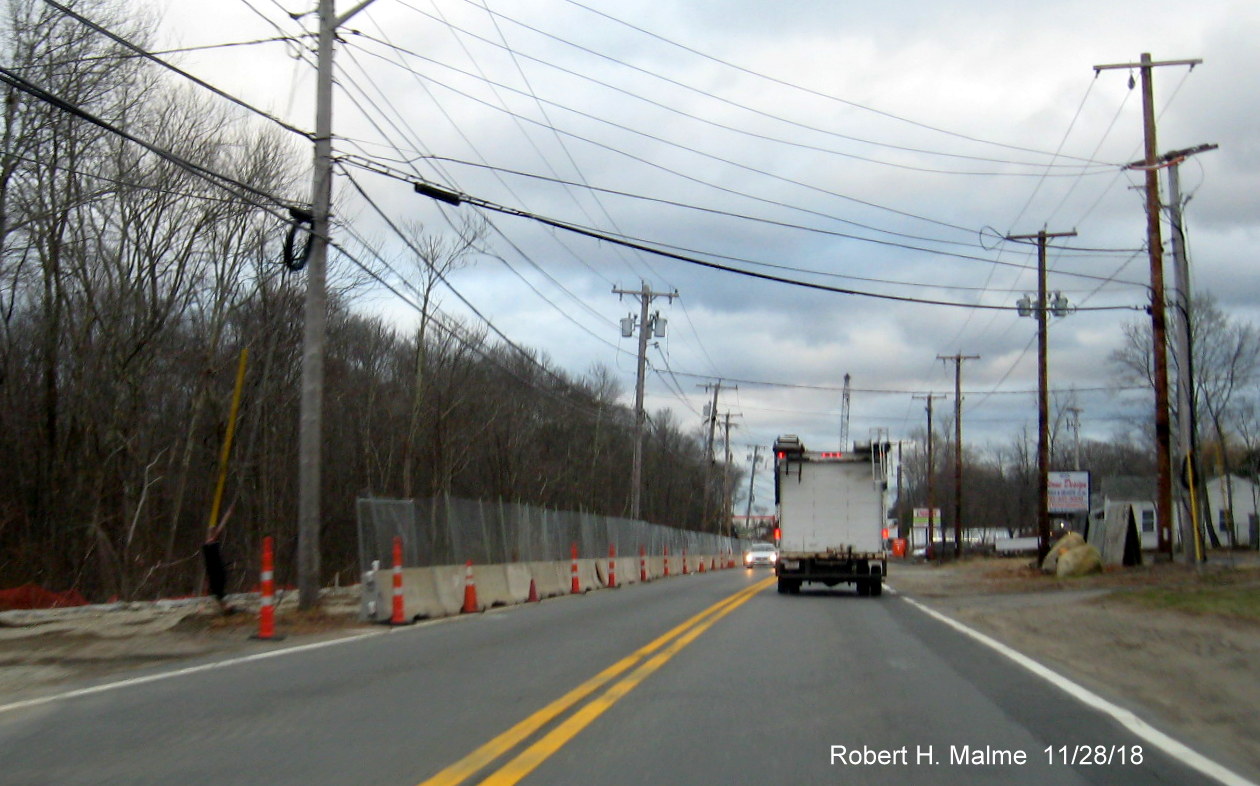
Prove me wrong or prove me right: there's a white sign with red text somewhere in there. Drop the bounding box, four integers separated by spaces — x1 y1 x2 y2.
1048 471 1090 513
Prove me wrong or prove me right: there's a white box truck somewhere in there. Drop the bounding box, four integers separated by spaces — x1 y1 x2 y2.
773 435 888 596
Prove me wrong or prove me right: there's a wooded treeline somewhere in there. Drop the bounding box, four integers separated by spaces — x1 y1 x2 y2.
0 0 722 600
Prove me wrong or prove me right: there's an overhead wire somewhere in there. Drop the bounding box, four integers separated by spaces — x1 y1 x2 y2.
341 155 1148 287
42 0 313 140
356 18 1109 179
448 0 1116 168
344 35 1001 242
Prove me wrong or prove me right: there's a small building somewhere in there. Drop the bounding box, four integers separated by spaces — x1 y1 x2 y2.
1088 474 1259 555
1202 475 1259 548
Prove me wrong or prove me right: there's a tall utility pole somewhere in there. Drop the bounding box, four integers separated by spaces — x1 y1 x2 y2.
614 282 678 520
1066 405 1083 471
1095 54 1201 559
699 380 731 463
937 354 978 557
839 373 852 450
1008 229 1076 565
744 444 763 524
298 0 379 610
914 394 947 560
721 411 738 537
1161 143 1217 564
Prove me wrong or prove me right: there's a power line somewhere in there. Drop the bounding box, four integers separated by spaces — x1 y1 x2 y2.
442 0 1116 168
403 173 1146 312
350 23 1110 178
42 0 312 140
342 155 1148 288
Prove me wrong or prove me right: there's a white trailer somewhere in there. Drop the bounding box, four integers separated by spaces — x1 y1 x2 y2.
773 435 888 596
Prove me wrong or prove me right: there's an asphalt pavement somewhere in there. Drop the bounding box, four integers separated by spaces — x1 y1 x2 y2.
0 568 1241 785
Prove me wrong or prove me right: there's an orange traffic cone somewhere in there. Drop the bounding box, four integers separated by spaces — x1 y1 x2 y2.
527 577 540 603
461 560 479 613
570 542 581 594
391 536 405 625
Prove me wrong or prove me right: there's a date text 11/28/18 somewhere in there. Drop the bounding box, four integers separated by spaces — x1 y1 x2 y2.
1045 745 1143 766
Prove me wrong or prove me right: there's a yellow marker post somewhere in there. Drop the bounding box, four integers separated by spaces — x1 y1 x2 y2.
207 347 249 538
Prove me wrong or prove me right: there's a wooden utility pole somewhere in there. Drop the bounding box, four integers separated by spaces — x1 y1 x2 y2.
299 0 382 610
914 394 947 560
1161 144 1216 564
721 411 738 537
614 282 677 520
744 444 763 524
937 354 979 557
1094 54 1201 559
1007 229 1076 565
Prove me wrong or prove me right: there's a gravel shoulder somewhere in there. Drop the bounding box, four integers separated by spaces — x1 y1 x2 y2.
0 589 375 706
887 555 1260 783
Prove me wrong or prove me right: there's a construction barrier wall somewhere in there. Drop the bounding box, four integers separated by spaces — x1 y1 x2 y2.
361 554 738 622
356 496 739 575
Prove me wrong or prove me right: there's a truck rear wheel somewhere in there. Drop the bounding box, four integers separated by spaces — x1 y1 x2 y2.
869 565 883 597
855 565 871 597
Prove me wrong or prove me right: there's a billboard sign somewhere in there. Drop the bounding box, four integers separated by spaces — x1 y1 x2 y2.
1048 471 1090 513
912 507 942 525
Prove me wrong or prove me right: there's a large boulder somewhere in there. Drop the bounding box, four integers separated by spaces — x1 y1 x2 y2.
1056 543 1103 578
1040 532 1085 574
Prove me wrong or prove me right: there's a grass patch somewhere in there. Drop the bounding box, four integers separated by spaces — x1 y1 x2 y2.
1112 582 1260 623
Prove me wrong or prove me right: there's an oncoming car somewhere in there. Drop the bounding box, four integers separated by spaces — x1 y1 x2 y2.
743 542 778 568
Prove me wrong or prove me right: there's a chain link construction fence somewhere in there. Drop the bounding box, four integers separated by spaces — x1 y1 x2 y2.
357 496 740 574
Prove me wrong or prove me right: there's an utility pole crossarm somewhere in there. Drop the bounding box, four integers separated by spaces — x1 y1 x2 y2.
1093 58 1202 72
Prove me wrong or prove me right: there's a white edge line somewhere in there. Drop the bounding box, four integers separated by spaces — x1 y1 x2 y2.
0 626 394 715
896 592 1258 786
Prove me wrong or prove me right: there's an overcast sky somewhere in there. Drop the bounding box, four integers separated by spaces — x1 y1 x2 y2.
154 0 1260 512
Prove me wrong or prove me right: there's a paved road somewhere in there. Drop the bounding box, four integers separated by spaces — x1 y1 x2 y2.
0 569 1241 785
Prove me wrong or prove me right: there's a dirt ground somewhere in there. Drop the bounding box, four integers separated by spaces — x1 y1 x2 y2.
0 588 375 706
3 560 1260 782
886 555 1260 783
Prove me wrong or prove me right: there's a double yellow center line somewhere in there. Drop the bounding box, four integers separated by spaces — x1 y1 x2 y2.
419 575 775 786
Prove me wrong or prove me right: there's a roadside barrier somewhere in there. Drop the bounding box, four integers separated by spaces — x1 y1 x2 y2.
461 561 478 613
682 548 689 575
362 552 728 623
